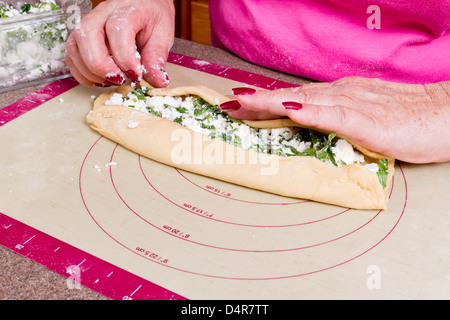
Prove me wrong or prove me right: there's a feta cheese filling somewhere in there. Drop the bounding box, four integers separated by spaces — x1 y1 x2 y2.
105 86 380 169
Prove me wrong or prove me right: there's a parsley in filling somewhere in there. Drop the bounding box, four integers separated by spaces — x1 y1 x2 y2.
105 86 389 187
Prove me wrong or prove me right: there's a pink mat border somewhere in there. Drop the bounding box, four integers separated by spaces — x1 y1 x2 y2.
167 51 299 90
0 77 78 128
0 212 185 300
0 53 297 300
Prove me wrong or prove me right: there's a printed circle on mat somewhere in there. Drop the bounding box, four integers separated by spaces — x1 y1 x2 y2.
174 168 310 205
79 137 407 280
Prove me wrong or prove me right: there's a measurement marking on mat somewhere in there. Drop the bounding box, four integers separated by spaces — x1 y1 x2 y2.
130 285 142 297
76 259 86 268
23 235 35 245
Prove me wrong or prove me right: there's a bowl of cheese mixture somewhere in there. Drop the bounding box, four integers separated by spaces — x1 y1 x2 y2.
0 0 91 92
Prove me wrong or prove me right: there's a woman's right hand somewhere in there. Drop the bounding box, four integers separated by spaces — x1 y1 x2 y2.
65 0 175 88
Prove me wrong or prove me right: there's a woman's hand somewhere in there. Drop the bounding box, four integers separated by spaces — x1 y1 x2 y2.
222 77 450 163
65 0 175 87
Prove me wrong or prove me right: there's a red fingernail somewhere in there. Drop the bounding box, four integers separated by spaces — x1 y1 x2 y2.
124 69 141 83
282 101 303 110
94 82 111 87
101 79 116 86
105 73 126 85
220 100 241 111
232 87 256 96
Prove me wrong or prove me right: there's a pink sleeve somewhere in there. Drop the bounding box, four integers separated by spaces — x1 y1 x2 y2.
209 0 450 84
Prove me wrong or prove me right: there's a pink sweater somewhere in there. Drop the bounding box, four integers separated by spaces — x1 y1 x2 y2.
209 0 450 84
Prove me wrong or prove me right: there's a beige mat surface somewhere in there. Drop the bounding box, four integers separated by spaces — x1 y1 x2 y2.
0 63 448 299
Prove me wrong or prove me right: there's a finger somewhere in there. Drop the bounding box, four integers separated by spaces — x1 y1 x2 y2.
234 84 346 112
219 99 277 120
139 15 175 87
65 53 93 86
283 102 379 148
140 45 171 88
105 6 147 83
225 87 302 119
65 36 106 85
71 4 126 85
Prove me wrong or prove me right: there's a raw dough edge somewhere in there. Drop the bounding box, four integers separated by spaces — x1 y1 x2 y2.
87 84 395 210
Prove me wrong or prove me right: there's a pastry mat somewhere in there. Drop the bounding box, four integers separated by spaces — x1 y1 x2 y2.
0 53 448 300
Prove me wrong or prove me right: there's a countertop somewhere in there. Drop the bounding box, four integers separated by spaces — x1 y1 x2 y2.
0 38 310 300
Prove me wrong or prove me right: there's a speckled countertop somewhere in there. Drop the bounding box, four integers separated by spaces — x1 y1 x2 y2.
0 38 310 300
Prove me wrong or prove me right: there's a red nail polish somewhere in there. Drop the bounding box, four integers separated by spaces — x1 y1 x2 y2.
232 87 256 96
220 100 241 111
102 80 115 86
94 82 111 87
282 101 303 110
105 73 126 85
124 69 141 83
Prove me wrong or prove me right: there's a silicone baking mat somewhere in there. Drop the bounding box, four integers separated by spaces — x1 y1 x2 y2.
0 53 448 300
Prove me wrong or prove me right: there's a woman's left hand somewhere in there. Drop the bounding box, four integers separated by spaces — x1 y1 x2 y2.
222 77 450 163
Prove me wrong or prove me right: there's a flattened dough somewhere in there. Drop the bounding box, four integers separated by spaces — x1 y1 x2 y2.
86 83 395 210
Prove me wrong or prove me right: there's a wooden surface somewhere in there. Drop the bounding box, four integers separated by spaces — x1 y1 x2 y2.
190 0 211 45
90 0 104 8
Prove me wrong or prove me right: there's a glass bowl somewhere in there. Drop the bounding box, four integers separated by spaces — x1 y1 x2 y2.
0 0 92 92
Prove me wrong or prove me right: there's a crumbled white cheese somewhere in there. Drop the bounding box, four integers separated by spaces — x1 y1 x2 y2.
0 1 68 88
105 93 124 105
364 163 379 173
105 161 117 167
127 121 140 129
331 139 365 165
104 88 372 169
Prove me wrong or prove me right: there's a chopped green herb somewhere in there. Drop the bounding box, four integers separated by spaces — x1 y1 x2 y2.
145 106 161 117
174 116 183 124
20 3 31 14
176 106 188 113
377 159 389 189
